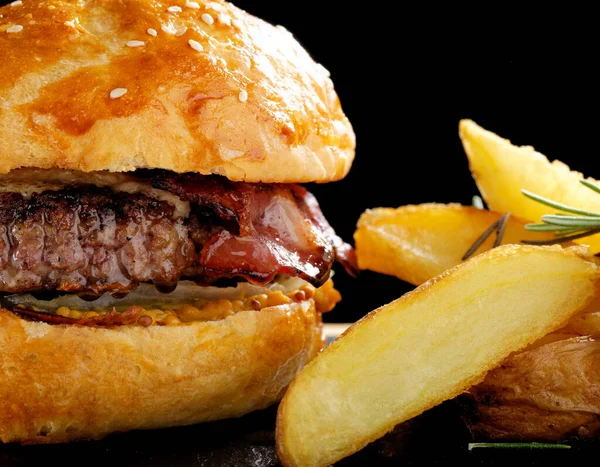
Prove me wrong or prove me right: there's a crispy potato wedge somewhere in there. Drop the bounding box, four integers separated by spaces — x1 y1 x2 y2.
276 245 598 467
355 204 554 285
355 202 596 337
462 336 600 441
460 119 600 251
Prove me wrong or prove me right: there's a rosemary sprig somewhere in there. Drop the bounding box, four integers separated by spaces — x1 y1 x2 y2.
463 180 600 260
468 442 571 451
522 180 600 245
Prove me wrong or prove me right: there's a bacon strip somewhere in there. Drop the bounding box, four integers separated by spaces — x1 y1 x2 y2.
290 185 358 279
11 306 145 327
147 171 358 285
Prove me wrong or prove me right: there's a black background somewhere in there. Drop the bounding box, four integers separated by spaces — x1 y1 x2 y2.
2 2 599 465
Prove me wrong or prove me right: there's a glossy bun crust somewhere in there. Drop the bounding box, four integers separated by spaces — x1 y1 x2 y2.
0 301 322 444
0 0 355 182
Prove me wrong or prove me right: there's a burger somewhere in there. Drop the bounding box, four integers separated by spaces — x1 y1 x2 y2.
0 0 356 444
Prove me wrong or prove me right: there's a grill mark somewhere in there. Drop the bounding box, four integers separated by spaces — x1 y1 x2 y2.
0 188 196 295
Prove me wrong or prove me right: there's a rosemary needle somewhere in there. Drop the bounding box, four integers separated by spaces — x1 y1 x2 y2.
462 219 500 260
462 213 511 261
522 226 600 245
580 179 600 194
494 212 510 248
524 223 578 232
522 179 600 245
540 214 600 227
522 189 600 217
468 442 571 451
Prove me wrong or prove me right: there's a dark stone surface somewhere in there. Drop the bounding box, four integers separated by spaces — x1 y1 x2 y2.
1 402 594 466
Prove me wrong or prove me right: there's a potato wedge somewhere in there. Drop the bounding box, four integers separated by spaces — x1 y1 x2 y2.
276 245 598 467
355 202 595 336
460 119 600 251
355 204 554 285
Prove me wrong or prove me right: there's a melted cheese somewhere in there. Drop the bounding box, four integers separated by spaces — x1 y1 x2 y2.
5 278 340 327
2 277 309 313
2 277 343 326
0 168 190 218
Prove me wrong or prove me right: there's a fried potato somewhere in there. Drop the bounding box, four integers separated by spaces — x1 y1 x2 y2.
460 119 600 251
559 295 600 337
462 336 600 441
276 245 598 467
355 204 554 285
355 203 599 337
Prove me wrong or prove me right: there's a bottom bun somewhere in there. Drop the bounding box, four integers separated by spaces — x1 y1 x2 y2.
461 335 600 441
0 300 323 444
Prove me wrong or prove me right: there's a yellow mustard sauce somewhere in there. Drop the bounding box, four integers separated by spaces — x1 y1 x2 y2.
53 281 341 326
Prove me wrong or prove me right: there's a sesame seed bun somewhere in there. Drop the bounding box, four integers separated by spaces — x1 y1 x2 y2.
0 0 355 182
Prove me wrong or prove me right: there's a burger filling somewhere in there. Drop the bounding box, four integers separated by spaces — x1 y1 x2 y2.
0 169 356 326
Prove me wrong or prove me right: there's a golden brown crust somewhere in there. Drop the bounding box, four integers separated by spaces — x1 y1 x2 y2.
0 300 323 444
0 0 355 182
461 336 600 441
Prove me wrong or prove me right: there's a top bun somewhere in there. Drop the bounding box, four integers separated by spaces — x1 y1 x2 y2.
0 0 355 183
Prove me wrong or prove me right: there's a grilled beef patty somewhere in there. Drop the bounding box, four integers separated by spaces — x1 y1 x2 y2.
0 171 357 296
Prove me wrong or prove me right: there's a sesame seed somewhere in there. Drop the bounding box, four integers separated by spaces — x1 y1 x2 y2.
64 20 76 28
109 88 128 99
231 19 242 29
167 6 182 13
217 13 231 26
175 26 188 36
147 28 157 36
206 2 225 12
185 1 200 9
126 40 145 47
6 24 23 33
201 13 214 25
238 90 248 103
10 0 23 6
161 24 177 34
188 39 204 52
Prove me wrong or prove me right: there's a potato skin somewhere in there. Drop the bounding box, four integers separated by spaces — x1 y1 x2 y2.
461 336 600 441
